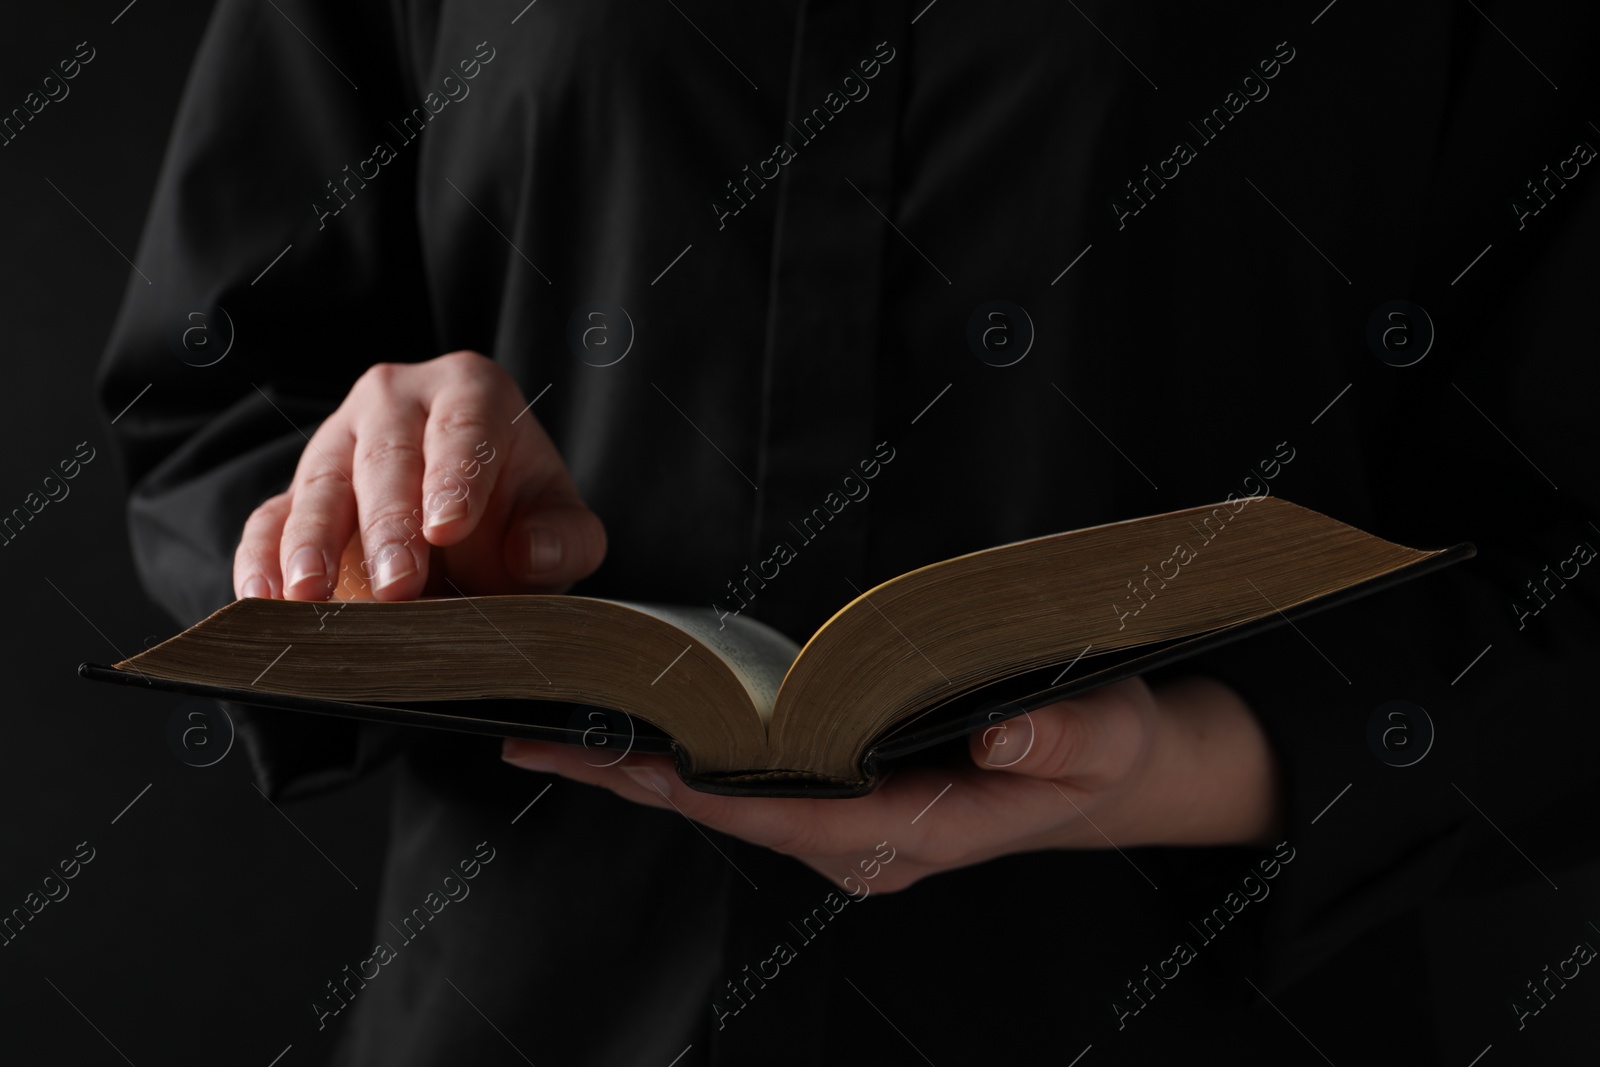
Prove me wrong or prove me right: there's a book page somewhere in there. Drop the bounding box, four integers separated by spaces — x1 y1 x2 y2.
608 603 801 725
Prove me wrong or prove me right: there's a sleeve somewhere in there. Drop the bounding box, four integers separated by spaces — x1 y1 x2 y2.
95 0 437 799
1174 126 1600 993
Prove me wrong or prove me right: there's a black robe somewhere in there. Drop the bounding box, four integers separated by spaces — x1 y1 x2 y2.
98 1 1600 1062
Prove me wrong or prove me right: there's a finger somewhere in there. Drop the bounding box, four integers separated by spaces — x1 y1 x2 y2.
502 739 941 860
417 352 512 547
970 679 1150 785
502 739 1086 877
331 529 377 601
234 492 292 598
497 417 607 587
499 739 841 850
349 382 429 600
502 488 609 589
277 421 359 601
500 740 678 809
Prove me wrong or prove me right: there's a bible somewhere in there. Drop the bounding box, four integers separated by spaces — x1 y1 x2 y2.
82 497 1471 796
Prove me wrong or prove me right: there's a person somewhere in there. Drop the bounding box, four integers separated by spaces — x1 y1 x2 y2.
99 1 1600 1062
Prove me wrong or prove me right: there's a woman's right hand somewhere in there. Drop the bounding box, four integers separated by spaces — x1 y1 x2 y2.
232 350 607 602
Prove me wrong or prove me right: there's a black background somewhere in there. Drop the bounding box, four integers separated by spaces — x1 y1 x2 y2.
1 5 391 1065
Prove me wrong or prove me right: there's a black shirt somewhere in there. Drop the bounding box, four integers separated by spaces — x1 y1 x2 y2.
99 1 1600 1062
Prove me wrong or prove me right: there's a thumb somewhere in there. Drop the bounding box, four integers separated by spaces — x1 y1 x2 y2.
970 679 1151 785
503 491 609 589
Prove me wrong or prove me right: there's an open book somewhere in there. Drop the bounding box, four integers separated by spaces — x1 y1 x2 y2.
83 497 1471 796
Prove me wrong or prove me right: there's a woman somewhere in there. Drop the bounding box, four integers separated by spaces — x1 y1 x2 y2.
100 1 1600 1062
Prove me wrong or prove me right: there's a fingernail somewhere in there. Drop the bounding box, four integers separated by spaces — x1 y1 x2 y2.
622 764 671 797
285 547 325 589
528 524 563 575
424 491 468 529
984 736 1012 766
501 739 560 771
240 576 271 600
372 543 416 590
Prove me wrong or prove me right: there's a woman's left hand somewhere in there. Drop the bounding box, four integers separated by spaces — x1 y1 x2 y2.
501 674 1282 893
